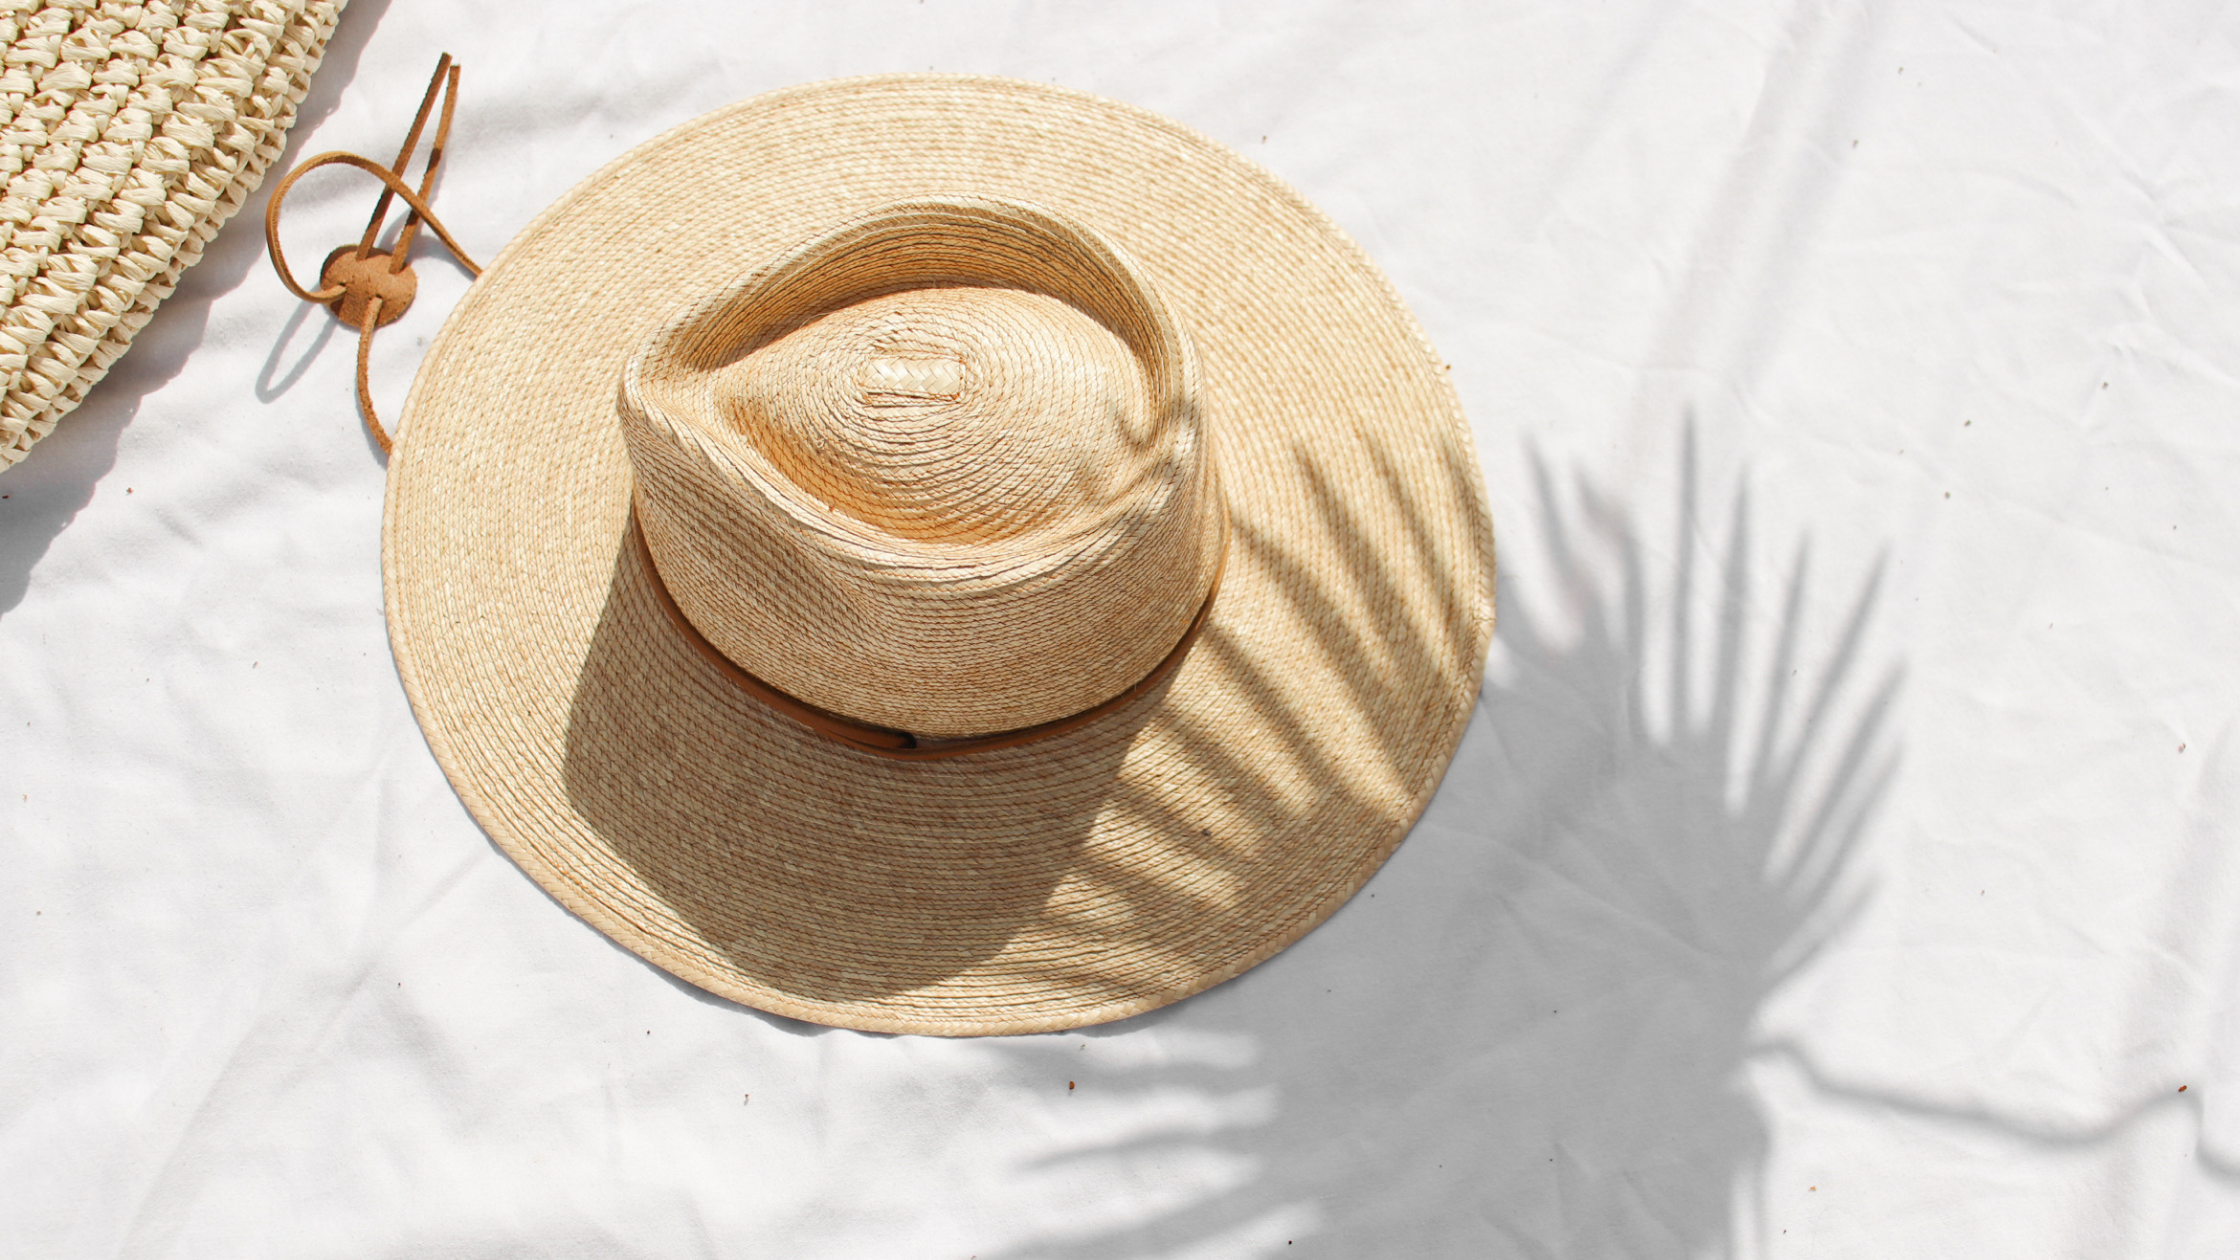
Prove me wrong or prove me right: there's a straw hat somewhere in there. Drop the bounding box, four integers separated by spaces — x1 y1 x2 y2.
386 74 1494 1035
0 0 342 466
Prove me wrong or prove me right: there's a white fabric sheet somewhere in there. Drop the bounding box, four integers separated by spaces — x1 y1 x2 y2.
5 1 2239 1254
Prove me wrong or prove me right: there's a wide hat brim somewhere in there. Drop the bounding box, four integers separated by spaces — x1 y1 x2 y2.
385 74 1495 1036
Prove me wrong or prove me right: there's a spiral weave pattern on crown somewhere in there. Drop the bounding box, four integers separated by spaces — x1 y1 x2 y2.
618 198 1225 739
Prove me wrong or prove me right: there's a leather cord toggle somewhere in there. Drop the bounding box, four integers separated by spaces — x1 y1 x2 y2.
264 54 481 454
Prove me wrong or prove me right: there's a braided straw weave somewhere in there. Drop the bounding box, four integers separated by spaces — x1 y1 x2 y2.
622 198 1225 740
0 0 341 467
387 75 1495 1035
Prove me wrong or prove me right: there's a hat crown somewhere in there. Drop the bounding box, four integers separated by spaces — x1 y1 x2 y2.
620 198 1225 740
719 283 1154 545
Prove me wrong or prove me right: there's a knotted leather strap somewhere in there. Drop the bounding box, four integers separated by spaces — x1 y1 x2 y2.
264 55 482 453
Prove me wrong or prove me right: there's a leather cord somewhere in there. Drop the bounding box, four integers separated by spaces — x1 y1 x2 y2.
264 54 481 453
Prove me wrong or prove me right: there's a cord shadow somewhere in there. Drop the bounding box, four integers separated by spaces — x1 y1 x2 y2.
254 296 342 403
991 425 1902 1258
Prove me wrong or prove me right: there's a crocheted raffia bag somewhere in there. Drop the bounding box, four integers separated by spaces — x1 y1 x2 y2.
0 0 342 467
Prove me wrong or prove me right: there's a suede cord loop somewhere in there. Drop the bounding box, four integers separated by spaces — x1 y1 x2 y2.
264 53 479 453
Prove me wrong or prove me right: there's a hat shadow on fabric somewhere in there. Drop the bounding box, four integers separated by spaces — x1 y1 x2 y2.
559 515 1157 1004
985 429 1903 1258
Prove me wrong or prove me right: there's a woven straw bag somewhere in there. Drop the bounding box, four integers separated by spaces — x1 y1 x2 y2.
0 0 342 467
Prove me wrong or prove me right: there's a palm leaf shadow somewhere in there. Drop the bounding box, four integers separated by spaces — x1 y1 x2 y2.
989 427 1902 1259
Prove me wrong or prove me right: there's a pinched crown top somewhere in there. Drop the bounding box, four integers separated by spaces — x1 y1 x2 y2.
618 198 1225 739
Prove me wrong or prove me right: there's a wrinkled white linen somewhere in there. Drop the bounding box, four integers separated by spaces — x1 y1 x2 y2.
4 1 2239 1255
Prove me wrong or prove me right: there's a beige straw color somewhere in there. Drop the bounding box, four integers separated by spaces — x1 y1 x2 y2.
386 74 1495 1035
0 0 342 466
622 198 1224 740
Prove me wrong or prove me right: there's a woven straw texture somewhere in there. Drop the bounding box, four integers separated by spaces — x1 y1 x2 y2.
621 198 1225 739
386 75 1495 1036
0 0 340 467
